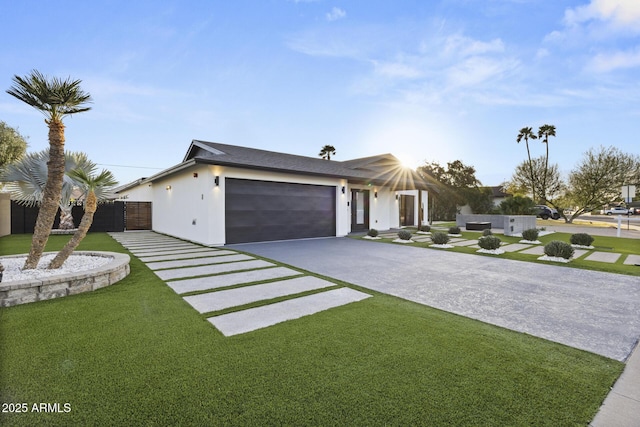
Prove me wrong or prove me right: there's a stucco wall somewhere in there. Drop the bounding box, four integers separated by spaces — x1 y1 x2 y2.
124 165 426 245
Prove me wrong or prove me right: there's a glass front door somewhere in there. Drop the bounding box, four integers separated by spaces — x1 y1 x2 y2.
351 189 369 232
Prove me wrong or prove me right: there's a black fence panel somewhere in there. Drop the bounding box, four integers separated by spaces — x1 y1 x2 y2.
10 201 125 234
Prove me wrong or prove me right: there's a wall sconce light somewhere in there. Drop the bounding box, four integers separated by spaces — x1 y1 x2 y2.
341 186 345 194
214 176 220 186
395 194 399 200
166 185 171 191
374 191 378 198
193 172 198 178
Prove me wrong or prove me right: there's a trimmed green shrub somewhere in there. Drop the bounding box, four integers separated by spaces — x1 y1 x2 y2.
431 231 450 245
544 241 575 259
478 235 501 250
449 226 461 234
367 229 379 238
570 233 594 247
420 224 431 232
398 229 412 240
522 228 539 241
482 229 493 236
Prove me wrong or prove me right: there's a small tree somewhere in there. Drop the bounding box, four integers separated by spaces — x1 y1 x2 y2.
0 121 28 171
47 167 117 269
499 195 535 215
318 145 336 160
6 70 92 269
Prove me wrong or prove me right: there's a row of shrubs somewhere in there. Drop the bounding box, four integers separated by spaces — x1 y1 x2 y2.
368 227 594 260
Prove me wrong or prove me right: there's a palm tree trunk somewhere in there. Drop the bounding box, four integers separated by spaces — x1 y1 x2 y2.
24 120 66 269
58 206 75 229
542 140 549 203
525 140 536 202
48 192 96 269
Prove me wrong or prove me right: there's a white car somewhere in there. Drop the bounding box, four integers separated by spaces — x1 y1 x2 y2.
604 206 629 215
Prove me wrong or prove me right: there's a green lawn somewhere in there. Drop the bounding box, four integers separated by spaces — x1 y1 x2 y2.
0 233 623 426
372 226 640 276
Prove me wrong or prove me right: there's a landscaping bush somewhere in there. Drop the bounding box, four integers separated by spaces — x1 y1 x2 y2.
522 228 539 241
478 235 501 250
448 226 461 234
544 241 575 259
482 229 493 236
419 224 431 232
367 229 379 238
431 231 450 245
397 229 412 241
570 233 594 247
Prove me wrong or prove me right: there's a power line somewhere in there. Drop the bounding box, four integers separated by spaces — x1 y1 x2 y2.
96 163 164 170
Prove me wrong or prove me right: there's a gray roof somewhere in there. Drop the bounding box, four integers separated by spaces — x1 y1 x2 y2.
125 140 438 191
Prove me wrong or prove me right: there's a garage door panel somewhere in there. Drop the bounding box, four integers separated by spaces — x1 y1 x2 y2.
225 178 336 244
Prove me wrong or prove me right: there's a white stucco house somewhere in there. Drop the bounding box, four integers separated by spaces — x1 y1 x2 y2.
115 140 437 246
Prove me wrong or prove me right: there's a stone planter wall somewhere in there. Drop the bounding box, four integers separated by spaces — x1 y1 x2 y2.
0 251 130 307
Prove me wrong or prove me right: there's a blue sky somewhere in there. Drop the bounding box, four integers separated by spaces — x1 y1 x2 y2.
1 0 639 187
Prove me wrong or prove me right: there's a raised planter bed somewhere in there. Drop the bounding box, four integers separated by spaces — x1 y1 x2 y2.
0 251 130 307
466 222 491 231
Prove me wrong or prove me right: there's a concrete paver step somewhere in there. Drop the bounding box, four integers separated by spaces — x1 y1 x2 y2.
147 254 253 270
167 267 303 294
623 254 640 265
130 244 202 254
584 251 622 263
183 276 337 313
131 247 219 257
156 259 275 281
139 250 232 263
208 287 372 336
500 243 533 252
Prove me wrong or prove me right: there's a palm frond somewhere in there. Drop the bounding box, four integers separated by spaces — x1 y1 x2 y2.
6 70 92 121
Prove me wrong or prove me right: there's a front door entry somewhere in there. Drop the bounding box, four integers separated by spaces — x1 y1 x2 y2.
351 189 369 232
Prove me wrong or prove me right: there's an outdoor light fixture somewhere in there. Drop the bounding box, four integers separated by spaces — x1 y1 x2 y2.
166 185 171 191
214 176 220 186
341 186 345 194
395 194 399 200
374 191 378 198
193 172 198 178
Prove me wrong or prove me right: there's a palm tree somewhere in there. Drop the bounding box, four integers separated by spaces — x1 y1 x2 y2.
2 149 93 230
7 70 92 269
318 145 336 160
516 127 537 201
47 167 117 269
538 124 556 203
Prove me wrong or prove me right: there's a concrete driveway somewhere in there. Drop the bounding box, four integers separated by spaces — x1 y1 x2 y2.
230 237 640 361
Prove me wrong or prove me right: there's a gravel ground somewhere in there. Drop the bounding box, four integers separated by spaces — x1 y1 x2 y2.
1 254 112 282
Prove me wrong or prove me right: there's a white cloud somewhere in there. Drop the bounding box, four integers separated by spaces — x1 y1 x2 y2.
326 7 346 22
564 0 640 31
587 47 640 72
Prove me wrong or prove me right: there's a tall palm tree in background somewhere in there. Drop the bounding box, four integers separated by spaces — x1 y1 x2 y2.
2 149 94 230
318 145 336 160
538 124 556 203
516 127 537 201
6 70 92 269
48 167 117 269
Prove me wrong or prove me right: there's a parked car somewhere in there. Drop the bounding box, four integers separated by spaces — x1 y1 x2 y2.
534 205 560 220
604 206 629 215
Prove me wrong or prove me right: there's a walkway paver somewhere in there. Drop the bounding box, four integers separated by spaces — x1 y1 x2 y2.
519 246 545 255
138 250 232 263
624 254 640 266
584 251 622 263
451 239 480 247
130 247 220 257
110 231 371 337
155 259 274 281
500 243 533 252
209 287 372 336
167 267 303 294
147 254 253 270
183 276 336 313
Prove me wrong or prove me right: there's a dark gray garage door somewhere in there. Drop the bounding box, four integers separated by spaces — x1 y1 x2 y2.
225 178 337 244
